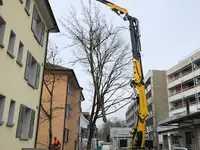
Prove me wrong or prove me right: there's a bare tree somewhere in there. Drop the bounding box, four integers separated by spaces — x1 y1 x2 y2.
38 42 65 149
61 1 132 149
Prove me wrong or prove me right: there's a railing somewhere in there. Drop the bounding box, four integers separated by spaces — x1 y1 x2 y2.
169 85 194 97
168 70 192 83
170 100 199 111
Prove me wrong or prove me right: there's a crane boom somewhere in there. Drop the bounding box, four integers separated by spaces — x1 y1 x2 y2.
96 0 149 149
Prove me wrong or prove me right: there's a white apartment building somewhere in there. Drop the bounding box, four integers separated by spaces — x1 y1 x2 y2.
0 1 59 150
159 50 200 150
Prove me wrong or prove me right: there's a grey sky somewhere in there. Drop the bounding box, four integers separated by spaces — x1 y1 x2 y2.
49 0 200 125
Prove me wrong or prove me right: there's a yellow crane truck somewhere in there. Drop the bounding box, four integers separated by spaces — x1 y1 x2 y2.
96 0 153 149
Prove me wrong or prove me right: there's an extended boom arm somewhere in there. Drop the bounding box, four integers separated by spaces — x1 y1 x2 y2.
96 0 148 149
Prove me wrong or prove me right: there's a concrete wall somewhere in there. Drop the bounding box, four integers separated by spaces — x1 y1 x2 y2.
153 70 169 123
0 0 49 150
150 70 168 147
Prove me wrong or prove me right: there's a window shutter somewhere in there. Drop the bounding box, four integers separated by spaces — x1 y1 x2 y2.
69 105 72 117
31 6 38 34
40 23 45 46
64 128 69 143
24 51 32 80
35 63 41 89
16 105 25 138
66 105 69 118
29 110 35 138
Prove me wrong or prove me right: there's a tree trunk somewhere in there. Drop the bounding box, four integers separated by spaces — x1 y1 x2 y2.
49 123 52 150
49 93 53 150
87 124 95 150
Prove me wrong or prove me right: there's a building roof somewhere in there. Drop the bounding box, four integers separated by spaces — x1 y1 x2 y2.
44 0 59 32
159 111 200 126
45 63 71 71
167 49 200 76
36 0 59 32
45 63 83 91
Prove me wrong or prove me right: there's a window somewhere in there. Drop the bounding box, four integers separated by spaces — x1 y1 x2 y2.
66 104 72 119
7 100 15 127
76 120 79 134
24 51 41 89
16 105 35 140
17 41 24 66
0 0 3 5
68 83 74 96
31 6 45 46
64 128 69 143
0 94 5 125
78 101 81 112
25 0 31 15
7 30 16 58
0 16 6 48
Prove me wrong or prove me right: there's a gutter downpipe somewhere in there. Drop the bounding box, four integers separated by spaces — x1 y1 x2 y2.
34 26 58 148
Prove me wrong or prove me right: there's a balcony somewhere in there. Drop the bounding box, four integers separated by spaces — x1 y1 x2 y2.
169 85 200 102
169 103 200 117
168 68 200 89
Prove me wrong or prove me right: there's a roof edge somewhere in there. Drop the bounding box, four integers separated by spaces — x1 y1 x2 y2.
44 0 59 32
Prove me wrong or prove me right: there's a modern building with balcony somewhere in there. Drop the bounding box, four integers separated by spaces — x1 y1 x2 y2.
159 50 200 150
126 70 168 148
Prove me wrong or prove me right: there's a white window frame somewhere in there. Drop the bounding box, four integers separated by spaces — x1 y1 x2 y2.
7 30 16 58
0 94 5 125
24 51 41 89
17 41 24 66
31 6 45 46
25 0 31 15
0 16 6 48
6 100 15 127
16 105 35 140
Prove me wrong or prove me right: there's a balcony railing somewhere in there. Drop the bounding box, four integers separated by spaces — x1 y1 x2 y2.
169 85 194 97
170 100 199 111
168 70 192 83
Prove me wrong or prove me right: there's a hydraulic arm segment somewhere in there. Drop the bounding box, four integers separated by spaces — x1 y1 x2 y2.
96 0 149 149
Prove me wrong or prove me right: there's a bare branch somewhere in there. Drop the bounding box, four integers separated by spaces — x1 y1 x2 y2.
60 2 132 149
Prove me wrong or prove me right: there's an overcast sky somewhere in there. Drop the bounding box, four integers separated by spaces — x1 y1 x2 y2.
49 0 200 125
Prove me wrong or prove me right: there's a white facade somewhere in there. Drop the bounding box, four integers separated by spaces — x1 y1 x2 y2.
80 113 89 129
159 50 200 150
110 128 132 150
167 51 200 117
